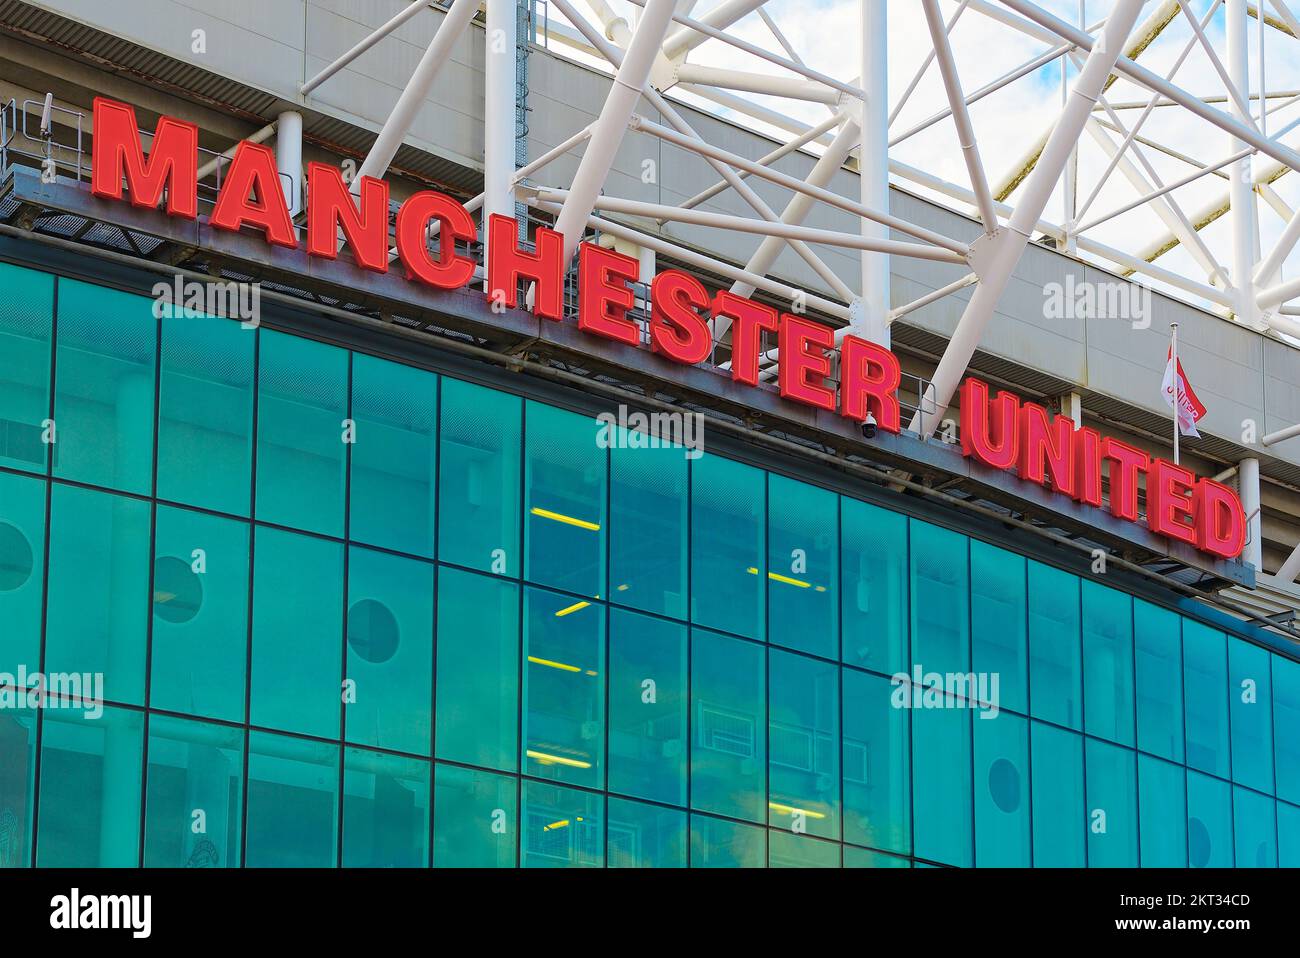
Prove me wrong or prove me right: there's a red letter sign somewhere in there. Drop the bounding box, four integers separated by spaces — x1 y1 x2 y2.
91 97 198 219
486 214 563 320
1101 438 1149 522
306 163 389 272
778 315 836 411
1147 458 1197 545
1194 479 1246 559
209 141 297 248
395 191 476 290
578 243 640 346
713 292 778 387
650 270 712 365
840 336 900 432
960 378 1019 470
1017 402 1076 497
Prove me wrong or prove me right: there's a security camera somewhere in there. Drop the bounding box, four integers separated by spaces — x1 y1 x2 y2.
861 410 878 439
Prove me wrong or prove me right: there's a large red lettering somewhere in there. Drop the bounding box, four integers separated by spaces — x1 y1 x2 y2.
306 163 389 272
91 97 197 219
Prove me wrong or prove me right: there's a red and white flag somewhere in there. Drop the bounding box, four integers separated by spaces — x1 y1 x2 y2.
1162 346 1206 438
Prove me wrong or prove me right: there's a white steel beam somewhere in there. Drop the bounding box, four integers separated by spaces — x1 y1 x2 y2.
301 1 435 95
662 0 770 60
859 0 890 344
483 0 517 270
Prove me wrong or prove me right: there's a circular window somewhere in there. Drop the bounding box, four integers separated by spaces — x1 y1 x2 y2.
988 758 1021 813
153 556 204 623
1189 817 1211 868
0 522 33 592
347 599 400 663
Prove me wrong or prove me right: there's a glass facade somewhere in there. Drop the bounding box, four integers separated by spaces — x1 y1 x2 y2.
0 258 1297 868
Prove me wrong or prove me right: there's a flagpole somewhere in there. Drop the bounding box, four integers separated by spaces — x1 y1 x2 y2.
1171 321 1180 465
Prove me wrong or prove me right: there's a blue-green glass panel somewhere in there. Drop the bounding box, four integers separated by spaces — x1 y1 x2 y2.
157 313 253 515
342 747 430 867
767 474 836 658
1031 721 1085 867
1082 580 1134 746
521 780 602 868
1278 801 1300 867
608 607 686 806
1228 639 1273 794
844 846 909 868
841 498 908 675
1137 754 1186 867
149 505 247 723
345 546 433 756
1085 738 1138 866
435 566 518 771
1183 621 1229 778
44 484 149 706
1276 655 1300 805
348 354 436 557
769 830 839 867
689 814 764 867
691 455 763 639
1134 599 1183 762
0 709 37 868
432 763 517 867
0 262 53 473
523 587 604 787
36 705 142 867
912 694 972 867
974 711 1029 866
690 628 765 823
53 279 156 494
609 436 687 619
245 731 338 867
843 668 910 855
1028 561 1081 729
971 540 1027 715
524 401 605 597
1233 786 1276 868
768 648 838 840
909 520 969 678
1186 769 1233 868
250 527 342 738
437 378 520 576
607 797 686 868
255 330 347 537
0 470 45 678
143 714 243 867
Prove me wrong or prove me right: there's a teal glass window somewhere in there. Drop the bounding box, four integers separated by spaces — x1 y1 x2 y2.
841 498 908 674
348 354 437 557
143 714 243 867
1278 801 1300 867
345 546 434 756
692 455 764 639
1085 738 1138 866
0 470 45 677
607 797 686 867
1186 769 1233 867
149 505 248 723
767 475 836 658
53 279 156 494
1228 639 1273 794
691 628 765 823
609 438 687 619
1028 561 1081 729
44 484 150 706
1030 721 1085 866
1275 655 1300 805
438 378 521 576
1082 581 1134 746
769 831 839 867
36 705 143 867
768 648 838 840
690 814 764 867
971 540 1027 715
0 709 37 868
250 527 343 738
608 608 686 806
435 566 518 771
245 731 339 867
845 846 910 868
1137 754 1186 866
909 520 969 678
524 402 606 598
1134 600 1183 762
523 587 604 787
432 763 517 867
0 262 53 474
912 697 972 866
342 747 430 867
521 780 603 867
974 711 1030 866
1233 786 1276 868
157 313 254 515
1183 621 1229 778
255 330 347 537
842 668 910 855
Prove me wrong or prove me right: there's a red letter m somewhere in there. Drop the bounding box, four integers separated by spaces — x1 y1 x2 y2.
91 97 198 219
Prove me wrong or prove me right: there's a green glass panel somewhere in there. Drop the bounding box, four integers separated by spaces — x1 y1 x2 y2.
768 648 838 840
690 628 765 822
692 455 764 639
912 694 972 867
607 797 686 867
609 437 687 619
1030 721 1084 867
1186 769 1233 868
1085 738 1138 866
767 475 836 658
1233 786 1276 868
1275 655 1300 805
608 607 686 806
143 714 243 867
521 780 602 868
1277 801 1300 867
1183 620 1229 778
1134 600 1183 762
843 668 910 855
342 747 430 867
844 846 909 868
689 814 764 867
769 830 839 867
0 709 37 867
841 498 908 674
0 262 53 473
974 711 1030 866
245 731 339 868
909 520 969 678
0 470 45 678
432 764 517 868
1028 561 1081 729
1082 580 1134 746
971 540 1027 715
1228 639 1273 794
1137 754 1186 867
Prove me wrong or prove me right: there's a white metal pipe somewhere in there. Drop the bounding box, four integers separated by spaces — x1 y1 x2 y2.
889 272 978 321
1240 456 1263 570
197 121 276 182
353 0 480 190
274 111 303 217
859 0 890 345
1227 0 1261 327
1074 235 1236 307
909 0 1147 438
483 0 518 264
662 0 769 59
511 126 593 184
1263 422 1300 445
301 0 434 95
889 0 969 127
1177 0 1259 129
672 63 842 105
1253 203 1300 285
1277 541 1300 584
